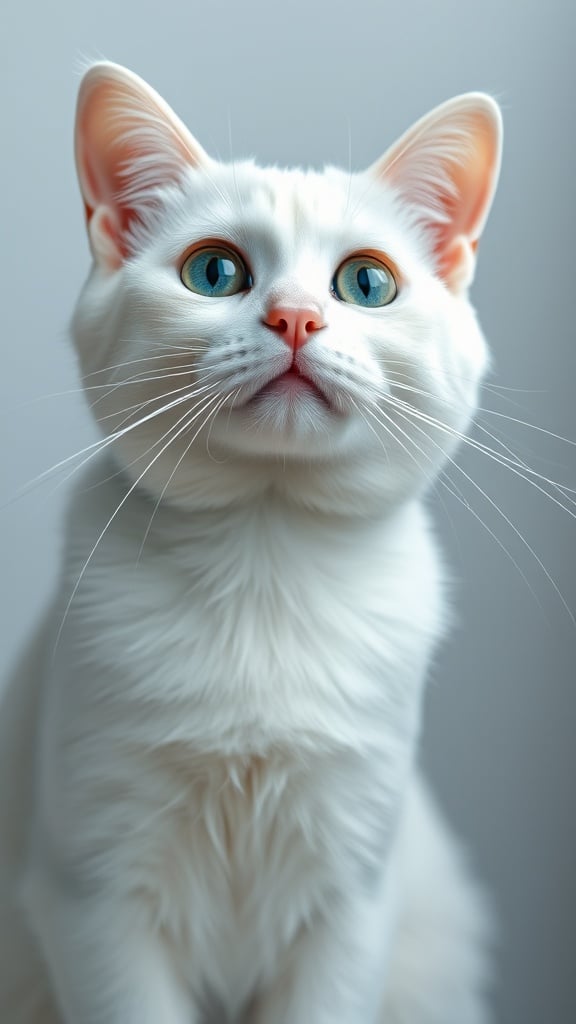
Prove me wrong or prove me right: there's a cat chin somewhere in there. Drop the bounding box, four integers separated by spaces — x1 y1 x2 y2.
209 399 358 461
106 395 447 511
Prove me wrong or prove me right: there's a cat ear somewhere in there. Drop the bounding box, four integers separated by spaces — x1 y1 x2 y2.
75 62 210 269
370 94 502 293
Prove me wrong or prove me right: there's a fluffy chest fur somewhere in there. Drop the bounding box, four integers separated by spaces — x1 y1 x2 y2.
35 464 443 1005
57 461 443 753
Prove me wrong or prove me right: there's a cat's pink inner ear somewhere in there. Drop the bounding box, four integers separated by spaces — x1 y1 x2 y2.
373 95 502 293
75 62 209 268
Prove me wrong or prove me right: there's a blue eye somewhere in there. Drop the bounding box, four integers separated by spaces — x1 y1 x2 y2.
333 256 397 307
181 246 252 297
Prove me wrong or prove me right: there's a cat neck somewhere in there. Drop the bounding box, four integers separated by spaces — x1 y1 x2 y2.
104 441 428 521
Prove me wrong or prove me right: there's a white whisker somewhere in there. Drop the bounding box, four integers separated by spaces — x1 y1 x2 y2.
354 396 470 532
364 397 541 610
136 389 233 562
53 383 223 498
378 390 576 514
378 395 574 623
206 387 242 463
386 372 576 453
4 380 221 509
52 384 226 659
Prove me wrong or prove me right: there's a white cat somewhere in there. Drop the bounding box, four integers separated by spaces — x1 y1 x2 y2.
0 63 502 1023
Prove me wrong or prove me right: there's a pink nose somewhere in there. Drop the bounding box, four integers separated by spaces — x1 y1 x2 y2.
264 306 325 352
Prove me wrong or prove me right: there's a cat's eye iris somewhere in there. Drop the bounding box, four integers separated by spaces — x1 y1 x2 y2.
333 256 397 308
181 247 252 297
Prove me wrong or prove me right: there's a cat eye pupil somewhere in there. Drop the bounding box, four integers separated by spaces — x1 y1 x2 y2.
357 267 372 299
206 256 234 288
206 258 220 287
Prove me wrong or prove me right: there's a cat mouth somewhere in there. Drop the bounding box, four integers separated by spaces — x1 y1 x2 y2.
247 368 333 410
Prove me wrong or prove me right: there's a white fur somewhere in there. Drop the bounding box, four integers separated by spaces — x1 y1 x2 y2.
0 64 501 1023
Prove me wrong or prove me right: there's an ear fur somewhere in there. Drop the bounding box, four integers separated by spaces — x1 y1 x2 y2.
370 94 502 293
75 62 210 268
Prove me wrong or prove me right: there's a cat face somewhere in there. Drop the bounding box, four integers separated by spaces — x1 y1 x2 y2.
72 63 501 511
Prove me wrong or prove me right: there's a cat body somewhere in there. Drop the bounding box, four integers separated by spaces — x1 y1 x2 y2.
0 64 502 1023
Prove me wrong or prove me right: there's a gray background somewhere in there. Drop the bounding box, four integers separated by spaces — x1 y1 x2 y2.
1 1 574 1021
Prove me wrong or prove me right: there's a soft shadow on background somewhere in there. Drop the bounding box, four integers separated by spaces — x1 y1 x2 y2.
1 1 575 1021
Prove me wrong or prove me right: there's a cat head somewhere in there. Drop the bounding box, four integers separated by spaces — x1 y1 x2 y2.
72 62 502 514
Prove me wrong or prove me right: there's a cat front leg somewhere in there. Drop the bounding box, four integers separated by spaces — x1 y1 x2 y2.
251 887 393 1024
22 867 197 1024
